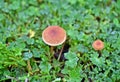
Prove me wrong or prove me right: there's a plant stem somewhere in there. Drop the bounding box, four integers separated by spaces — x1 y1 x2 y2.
57 43 65 61
27 60 33 75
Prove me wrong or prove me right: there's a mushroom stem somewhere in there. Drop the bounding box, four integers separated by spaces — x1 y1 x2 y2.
57 43 65 61
50 46 54 55
98 50 101 57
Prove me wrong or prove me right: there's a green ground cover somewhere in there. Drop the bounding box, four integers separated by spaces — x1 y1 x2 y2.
0 0 120 82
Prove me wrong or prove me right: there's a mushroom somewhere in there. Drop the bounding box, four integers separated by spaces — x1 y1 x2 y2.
92 39 104 57
42 26 66 60
92 39 104 50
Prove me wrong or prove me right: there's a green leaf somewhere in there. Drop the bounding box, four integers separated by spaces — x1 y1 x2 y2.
68 67 82 82
90 53 105 67
8 1 20 10
26 38 34 45
32 48 41 58
23 52 33 60
77 44 88 53
0 14 4 21
39 61 52 73
64 52 79 68
113 18 119 27
62 66 83 82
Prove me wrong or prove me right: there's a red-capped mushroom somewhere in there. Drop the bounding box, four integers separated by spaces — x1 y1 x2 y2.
92 39 104 50
42 26 66 60
42 26 66 46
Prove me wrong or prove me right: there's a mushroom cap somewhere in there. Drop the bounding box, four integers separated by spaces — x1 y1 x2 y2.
42 26 66 46
92 39 104 50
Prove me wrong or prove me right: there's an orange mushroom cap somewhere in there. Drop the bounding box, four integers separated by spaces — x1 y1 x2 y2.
42 26 66 46
92 39 104 50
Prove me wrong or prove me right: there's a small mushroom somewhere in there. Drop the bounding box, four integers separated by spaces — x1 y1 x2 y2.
42 26 66 60
92 39 104 50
